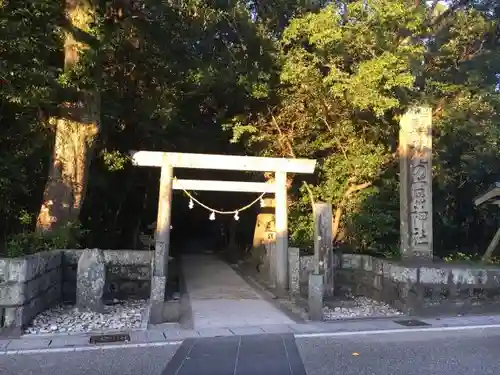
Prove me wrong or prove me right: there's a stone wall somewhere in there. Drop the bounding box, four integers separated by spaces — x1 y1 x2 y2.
1 249 152 329
298 253 500 315
62 250 152 303
0 251 62 329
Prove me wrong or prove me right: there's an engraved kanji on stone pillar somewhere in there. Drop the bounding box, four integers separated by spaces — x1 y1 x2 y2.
399 106 433 260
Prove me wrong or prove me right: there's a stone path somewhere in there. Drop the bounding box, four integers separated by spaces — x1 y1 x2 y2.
181 254 295 329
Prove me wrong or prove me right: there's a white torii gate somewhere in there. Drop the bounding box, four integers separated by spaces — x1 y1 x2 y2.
131 151 316 320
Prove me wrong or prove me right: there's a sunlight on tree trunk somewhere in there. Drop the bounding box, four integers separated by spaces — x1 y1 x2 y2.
37 0 100 232
332 182 373 242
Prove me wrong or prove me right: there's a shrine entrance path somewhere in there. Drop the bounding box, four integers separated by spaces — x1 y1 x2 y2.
181 254 295 330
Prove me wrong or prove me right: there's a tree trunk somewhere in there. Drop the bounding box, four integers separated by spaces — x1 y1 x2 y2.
332 182 373 242
36 0 99 232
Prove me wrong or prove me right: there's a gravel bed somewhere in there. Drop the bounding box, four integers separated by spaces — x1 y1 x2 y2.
23 299 148 335
323 296 403 320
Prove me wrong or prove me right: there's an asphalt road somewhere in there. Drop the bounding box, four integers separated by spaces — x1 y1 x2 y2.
0 344 180 375
2 328 500 375
297 328 500 375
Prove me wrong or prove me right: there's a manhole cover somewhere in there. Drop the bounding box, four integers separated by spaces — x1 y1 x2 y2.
90 333 130 344
394 319 430 327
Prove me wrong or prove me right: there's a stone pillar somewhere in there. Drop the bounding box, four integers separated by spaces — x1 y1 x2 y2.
399 106 433 260
252 197 276 285
275 171 289 291
76 249 105 313
265 232 277 288
150 155 173 324
288 247 300 294
153 157 173 277
149 275 166 324
314 202 334 296
252 197 275 248
308 273 324 321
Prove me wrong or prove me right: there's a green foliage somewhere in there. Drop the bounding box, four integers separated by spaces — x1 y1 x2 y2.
0 0 62 247
102 150 130 172
2 0 500 261
6 223 87 258
442 252 500 265
227 0 500 257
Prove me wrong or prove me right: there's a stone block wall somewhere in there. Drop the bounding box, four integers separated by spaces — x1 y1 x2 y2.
62 250 152 303
0 251 62 329
1 249 153 329
298 252 500 315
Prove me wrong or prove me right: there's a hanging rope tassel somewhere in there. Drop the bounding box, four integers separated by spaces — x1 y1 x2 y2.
174 177 266 221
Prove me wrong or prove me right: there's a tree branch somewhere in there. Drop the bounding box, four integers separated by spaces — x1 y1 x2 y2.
332 182 373 241
302 181 316 211
269 107 296 158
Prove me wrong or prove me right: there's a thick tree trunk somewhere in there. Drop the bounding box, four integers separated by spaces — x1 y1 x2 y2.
37 0 99 232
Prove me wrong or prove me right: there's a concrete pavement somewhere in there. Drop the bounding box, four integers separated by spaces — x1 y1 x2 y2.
4 313 500 354
2 326 500 375
181 254 295 329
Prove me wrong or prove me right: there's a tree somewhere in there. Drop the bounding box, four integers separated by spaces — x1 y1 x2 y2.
36 0 101 232
228 0 500 257
2 0 500 261
0 0 62 243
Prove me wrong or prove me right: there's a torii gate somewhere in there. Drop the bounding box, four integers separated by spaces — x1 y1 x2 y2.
131 151 316 322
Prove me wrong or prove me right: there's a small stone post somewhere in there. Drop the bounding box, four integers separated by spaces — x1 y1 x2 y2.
314 202 334 296
399 106 433 260
76 248 106 313
288 247 300 295
308 273 324 321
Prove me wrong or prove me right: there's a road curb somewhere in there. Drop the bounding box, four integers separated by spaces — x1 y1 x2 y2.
294 323 500 338
4 314 500 355
0 339 183 355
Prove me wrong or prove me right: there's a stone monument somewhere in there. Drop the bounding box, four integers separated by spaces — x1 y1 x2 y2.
76 248 106 312
313 202 334 296
399 106 433 260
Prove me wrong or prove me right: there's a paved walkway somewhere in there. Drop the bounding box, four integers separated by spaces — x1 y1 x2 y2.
181 254 295 329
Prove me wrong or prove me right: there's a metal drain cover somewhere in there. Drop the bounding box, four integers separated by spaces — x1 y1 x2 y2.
90 333 130 344
394 319 430 327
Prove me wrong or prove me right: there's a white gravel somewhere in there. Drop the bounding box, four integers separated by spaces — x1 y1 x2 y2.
23 299 148 335
323 296 403 320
